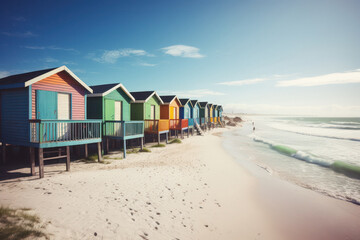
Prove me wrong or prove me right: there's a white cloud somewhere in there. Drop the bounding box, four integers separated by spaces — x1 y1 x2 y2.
13 16 26 22
25 45 78 53
277 69 360 87
162 45 204 58
223 103 360 117
91 49 152 63
44 57 58 63
158 89 224 98
0 71 10 78
2 31 36 37
218 78 266 86
138 62 157 67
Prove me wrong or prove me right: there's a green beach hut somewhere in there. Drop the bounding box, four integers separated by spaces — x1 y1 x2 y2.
130 91 169 144
87 83 144 158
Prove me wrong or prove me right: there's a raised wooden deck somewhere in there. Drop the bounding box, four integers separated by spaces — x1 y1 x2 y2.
144 119 169 134
169 119 188 131
29 119 102 148
104 120 144 140
188 118 194 128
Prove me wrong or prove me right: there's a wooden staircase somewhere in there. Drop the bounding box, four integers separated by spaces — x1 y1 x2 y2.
194 120 204 135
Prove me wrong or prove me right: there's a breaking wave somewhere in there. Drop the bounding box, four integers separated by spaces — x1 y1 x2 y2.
253 136 360 180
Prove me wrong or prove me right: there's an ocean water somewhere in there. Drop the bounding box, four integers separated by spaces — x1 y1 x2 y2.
223 116 360 205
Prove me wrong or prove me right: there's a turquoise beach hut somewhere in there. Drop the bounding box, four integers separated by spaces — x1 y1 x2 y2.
179 98 193 136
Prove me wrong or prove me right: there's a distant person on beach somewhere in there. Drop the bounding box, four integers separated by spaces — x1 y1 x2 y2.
252 121 255 132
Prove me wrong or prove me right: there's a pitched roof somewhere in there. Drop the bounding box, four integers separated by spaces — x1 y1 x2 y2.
199 102 208 108
0 66 93 93
0 68 56 86
90 83 119 94
190 100 198 106
159 95 177 104
208 103 213 108
130 91 164 104
88 83 135 101
213 104 218 109
179 98 191 107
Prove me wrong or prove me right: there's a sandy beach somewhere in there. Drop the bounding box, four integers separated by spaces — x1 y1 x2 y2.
1 126 360 239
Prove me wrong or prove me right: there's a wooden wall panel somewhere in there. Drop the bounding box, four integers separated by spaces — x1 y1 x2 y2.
32 71 86 120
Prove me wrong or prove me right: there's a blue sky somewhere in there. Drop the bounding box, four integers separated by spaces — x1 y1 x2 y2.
1 0 360 116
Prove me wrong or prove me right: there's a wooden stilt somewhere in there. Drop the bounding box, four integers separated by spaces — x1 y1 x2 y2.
166 132 168 144
140 137 144 150
123 140 127 159
97 142 102 162
157 134 160 144
181 130 184 139
66 146 70 171
84 144 88 158
187 129 189 138
30 147 35 176
38 148 44 178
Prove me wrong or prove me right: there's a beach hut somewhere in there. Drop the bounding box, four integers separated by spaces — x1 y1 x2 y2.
159 95 187 139
207 103 214 129
130 91 169 144
199 102 208 130
179 98 193 136
190 100 200 125
87 83 144 158
213 104 218 126
217 105 224 126
0 66 102 178
190 100 203 135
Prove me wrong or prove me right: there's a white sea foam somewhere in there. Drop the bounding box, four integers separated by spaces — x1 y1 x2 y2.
269 122 360 141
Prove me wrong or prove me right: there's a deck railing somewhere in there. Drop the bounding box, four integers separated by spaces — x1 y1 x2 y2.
214 117 217 123
210 117 214 123
104 121 144 138
188 118 194 127
144 119 169 133
169 119 188 130
30 119 102 143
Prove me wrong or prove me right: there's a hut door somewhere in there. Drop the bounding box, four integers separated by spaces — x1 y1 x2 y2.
105 99 115 120
150 105 156 120
57 93 70 120
57 93 71 140
36 90 57 119
173 107 177 119
114 101 122 121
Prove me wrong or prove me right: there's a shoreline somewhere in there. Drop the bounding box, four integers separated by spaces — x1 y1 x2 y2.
1 126 359 239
